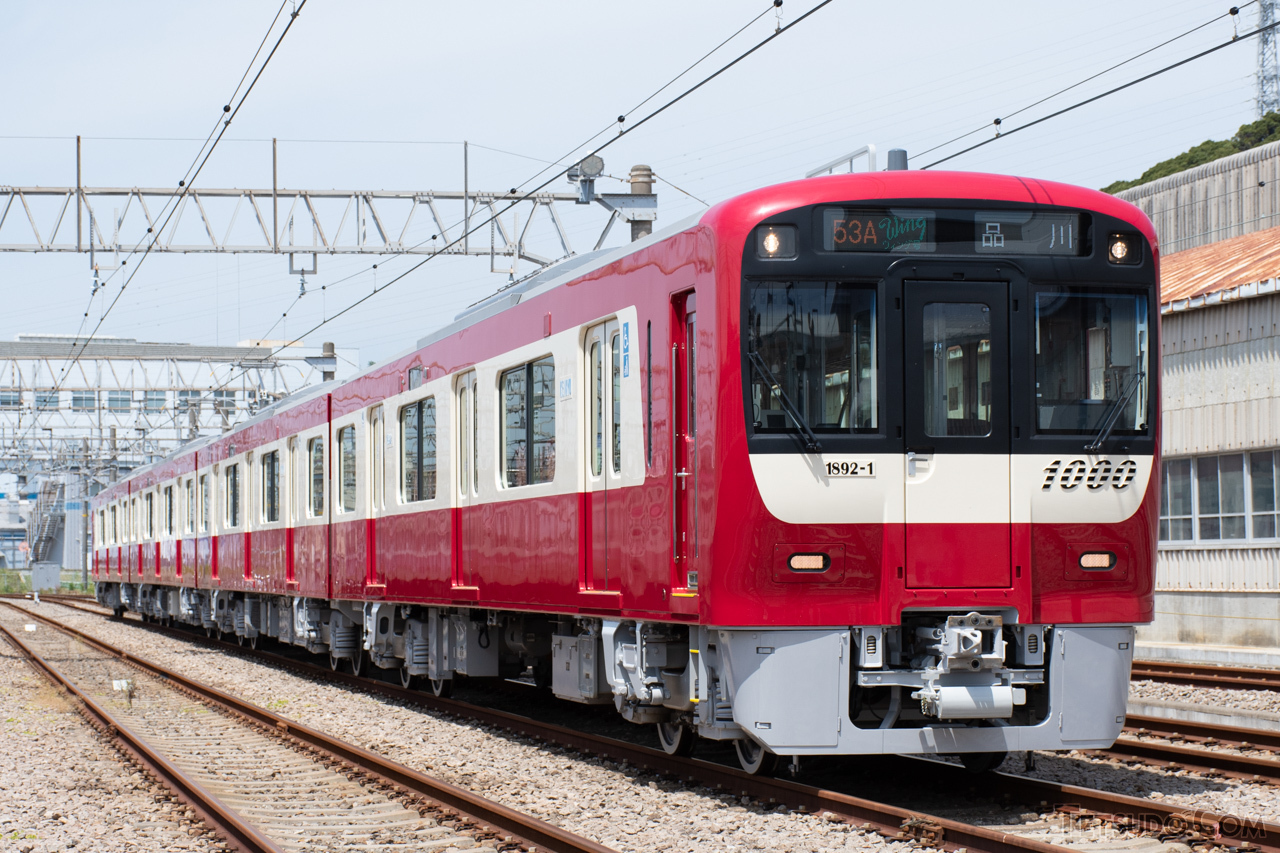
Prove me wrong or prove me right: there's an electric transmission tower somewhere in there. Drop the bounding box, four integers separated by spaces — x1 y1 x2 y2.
1260 0 1280 116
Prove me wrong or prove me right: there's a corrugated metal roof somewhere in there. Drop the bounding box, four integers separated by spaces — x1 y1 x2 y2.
0 341 274 360
1160 223 1280 312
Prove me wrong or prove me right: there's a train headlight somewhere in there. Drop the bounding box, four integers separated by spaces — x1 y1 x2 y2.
1107 233 1139 265
788 552 830 572
756 224 797 260
1078 551 1117 570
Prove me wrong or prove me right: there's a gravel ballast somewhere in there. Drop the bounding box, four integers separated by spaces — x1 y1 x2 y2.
0 618 228 853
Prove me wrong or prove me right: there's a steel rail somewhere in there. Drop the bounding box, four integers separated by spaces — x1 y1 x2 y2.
1097 736 1280 784
0 601 616 853
13 597 1063 853
28 596 1280 853
1126 713 1280 752
0 622 286 853
1133 660 1280 693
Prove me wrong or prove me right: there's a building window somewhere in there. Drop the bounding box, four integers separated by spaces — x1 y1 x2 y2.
178 390 201 412
337 426 356 513
0 390 19 409
163 486 174 535
213 390 236 414
262 450 280 522
71 390 97 411
400 398 436 502
1159 459 1193 542
1159 451 1280 544
308 437 325 517
225 464 240 528
144 391 166 412
107 390 131 412
35 391 59 411
1197 454 1245 540
501 357 556 487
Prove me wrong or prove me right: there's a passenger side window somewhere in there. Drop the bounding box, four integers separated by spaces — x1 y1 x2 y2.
501 356 556 487
225 464 240 528
199 475 210 533
163 486 174 535
308 437 325 517
262 450 280 522
338 426 357 513
400 397 437 502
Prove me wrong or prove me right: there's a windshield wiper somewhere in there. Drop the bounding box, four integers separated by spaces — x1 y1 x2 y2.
1085 370 1145 452
747 349 822 452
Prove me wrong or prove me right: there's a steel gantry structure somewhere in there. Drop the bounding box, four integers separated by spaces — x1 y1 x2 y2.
0 139 657 279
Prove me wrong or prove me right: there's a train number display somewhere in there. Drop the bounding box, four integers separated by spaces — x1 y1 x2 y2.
825 460 876 477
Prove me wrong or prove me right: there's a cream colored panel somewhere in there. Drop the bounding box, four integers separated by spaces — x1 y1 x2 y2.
1014 454 1153 525
906 453 1009 525
747 453 904 525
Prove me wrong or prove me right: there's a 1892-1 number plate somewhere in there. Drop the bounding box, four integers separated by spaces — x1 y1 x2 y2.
824 460 876 478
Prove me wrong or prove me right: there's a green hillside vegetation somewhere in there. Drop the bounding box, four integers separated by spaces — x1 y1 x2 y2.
1102 111 1280 194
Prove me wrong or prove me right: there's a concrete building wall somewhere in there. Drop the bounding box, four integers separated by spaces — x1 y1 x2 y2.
1161 292 1280 455
1145 293 1280 656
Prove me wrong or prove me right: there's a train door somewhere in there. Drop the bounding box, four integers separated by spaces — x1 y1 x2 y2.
903 281 1011 588
672 292 698 590
584 319 621 590
454 371 478 590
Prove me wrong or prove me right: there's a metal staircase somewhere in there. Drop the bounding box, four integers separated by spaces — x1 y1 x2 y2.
27 479 64 564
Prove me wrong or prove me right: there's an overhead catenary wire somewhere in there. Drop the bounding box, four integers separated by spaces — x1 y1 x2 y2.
912 3 1254 162
10 0 307 455
60 0 307 372
211 0 834 397
921 15 1280 170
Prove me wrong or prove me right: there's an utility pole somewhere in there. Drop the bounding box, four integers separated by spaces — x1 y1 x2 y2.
1260 0 1280 116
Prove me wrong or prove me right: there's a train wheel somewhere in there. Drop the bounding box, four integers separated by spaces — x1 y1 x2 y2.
400 667 417 690
247 634 258 650
656 721 697 757
960 751 1007 773
430 678 452 698
204 625 214 638
329 650 343 672
235 633 245 647
733 738 779 776
349 651 365 678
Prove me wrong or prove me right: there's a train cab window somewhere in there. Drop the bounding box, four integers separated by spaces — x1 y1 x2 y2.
185 479 195 534
338 426 357 513
308 437 325 516
163 486 174 535
1034 290 1149 436
262 450 280 522
458 374 478 495
590 342 603 476
400 397 437 502
501 357 556 487
611 333 622 474
746 281 878 435
225 464 240 528
922 303 992 438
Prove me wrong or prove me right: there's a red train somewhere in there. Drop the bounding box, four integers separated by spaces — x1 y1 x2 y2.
93 169 1159 774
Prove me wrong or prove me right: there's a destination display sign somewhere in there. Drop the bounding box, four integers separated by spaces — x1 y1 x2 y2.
820 208 1085 256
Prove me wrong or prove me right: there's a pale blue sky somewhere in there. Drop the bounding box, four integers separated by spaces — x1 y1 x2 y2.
0 0 1261 363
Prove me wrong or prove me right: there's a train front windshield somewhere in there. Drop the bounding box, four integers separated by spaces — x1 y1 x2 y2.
1034 290 1149 436
746 281 878 434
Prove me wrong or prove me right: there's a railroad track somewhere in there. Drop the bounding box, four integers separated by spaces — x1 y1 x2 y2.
18 594 1280 853
1132 659 1280 692
0 600 615 853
